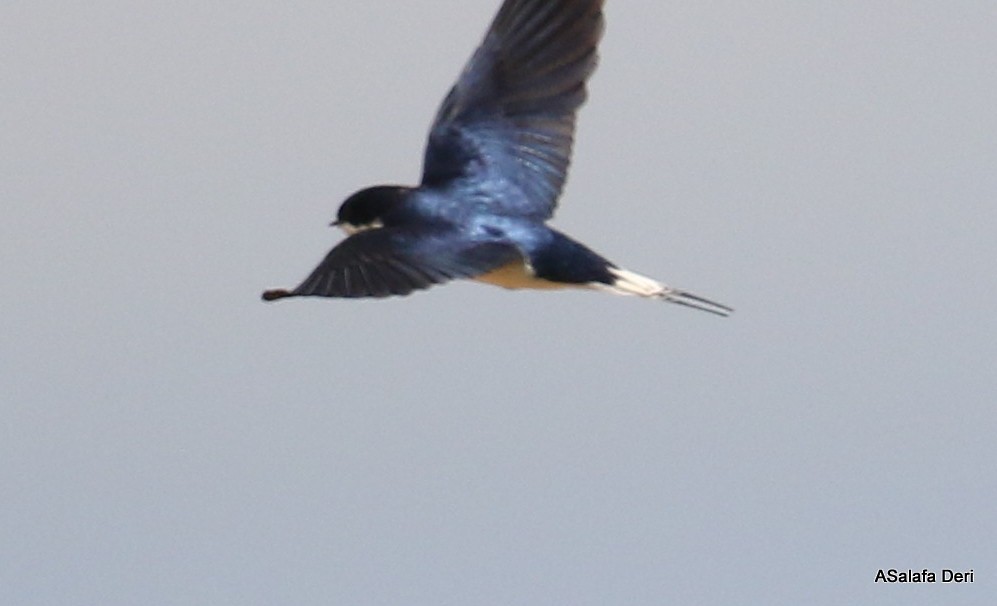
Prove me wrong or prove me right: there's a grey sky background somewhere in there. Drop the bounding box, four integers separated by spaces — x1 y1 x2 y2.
3 1 995 604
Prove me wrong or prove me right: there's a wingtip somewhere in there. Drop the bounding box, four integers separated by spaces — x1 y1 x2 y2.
261 288 293 302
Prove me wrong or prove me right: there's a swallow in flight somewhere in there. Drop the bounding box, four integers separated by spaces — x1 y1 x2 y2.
263 0 732 316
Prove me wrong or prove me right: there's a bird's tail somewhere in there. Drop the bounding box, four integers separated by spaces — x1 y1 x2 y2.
598 267 733 317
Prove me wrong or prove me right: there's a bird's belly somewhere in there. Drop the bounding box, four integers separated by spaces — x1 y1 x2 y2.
474 260 577 291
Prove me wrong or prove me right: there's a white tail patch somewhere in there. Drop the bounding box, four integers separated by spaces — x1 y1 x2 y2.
600 268 667 297
596 268 733 316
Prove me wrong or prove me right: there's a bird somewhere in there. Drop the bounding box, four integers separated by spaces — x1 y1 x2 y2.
262 0 732 317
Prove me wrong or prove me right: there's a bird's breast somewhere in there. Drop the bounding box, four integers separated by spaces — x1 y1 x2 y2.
474 259 577 291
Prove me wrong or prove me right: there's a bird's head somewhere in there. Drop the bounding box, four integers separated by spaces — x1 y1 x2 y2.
333 186 410 235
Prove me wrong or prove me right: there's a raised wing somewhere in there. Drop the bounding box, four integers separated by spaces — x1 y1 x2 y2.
421 0 604 219
262 227 519 300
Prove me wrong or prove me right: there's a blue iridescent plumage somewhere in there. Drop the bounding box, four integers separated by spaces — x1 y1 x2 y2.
263 0 731 316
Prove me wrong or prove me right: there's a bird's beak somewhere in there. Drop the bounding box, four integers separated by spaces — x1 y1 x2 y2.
330 219 341 227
